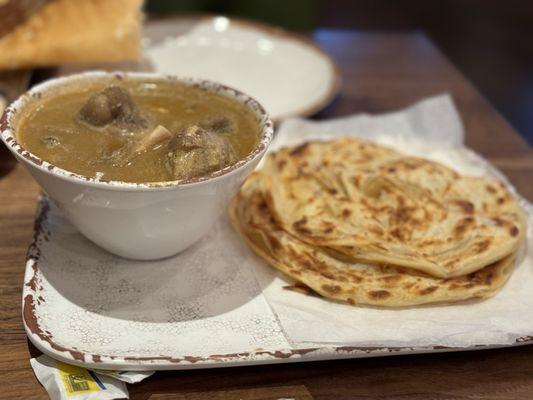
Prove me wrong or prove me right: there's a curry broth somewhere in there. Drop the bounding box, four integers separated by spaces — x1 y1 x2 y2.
17 80 261 183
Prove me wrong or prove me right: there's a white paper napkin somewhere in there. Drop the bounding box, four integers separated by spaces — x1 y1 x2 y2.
251 94 533 348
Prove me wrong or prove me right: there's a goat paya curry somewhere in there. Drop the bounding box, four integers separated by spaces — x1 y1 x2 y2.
17 79 261 183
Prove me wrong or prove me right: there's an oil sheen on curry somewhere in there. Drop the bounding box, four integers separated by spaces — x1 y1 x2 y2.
17 80 261 183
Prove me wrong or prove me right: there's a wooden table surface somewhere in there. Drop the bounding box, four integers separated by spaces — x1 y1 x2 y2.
1 27 532 400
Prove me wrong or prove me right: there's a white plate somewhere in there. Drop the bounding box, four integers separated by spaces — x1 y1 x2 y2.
22 96 533 371
58 16 341 122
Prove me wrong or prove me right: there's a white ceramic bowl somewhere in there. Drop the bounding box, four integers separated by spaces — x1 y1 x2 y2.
0 72 273 260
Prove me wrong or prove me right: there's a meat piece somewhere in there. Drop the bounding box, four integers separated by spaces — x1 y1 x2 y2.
166 125 237 180
99 125 173 168
200 115 235 134
109 145 134 167
78 93 114 126
41 135 60 148
78 86 148 130
91 136 131 168
134 125 172 154
104 86 147 128
168 125 206 151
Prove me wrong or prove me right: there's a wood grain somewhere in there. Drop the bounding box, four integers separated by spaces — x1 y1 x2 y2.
129 346 533 400
0 25 531 400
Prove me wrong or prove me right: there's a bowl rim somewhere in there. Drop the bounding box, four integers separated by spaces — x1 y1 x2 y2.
0 71 274 191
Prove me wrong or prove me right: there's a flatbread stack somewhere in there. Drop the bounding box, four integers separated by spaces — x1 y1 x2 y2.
229 138 526 307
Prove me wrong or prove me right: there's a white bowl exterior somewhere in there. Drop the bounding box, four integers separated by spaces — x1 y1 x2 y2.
17 152 262 260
